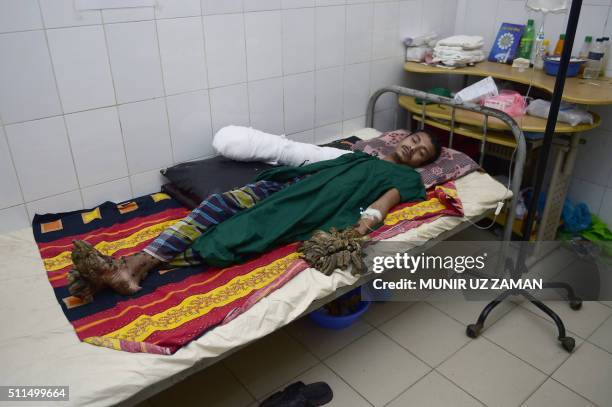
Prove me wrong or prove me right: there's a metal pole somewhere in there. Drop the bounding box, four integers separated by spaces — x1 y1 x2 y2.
479 115 488 166
519 0 583 269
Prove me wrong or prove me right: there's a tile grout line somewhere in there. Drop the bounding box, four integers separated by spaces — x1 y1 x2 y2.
374 320 444 368
383 365 488 407
219 360 260 406
242 11 252 129
380 366 433 407
0 55 397 128
0 125 27 210
224 330 319 404
1 104 369 216
151 16 178 169
102 18 135 200
584 311 612 355
285 318 375 361
277 7 287 135
543 348 601 407
484 332 574 378
542 310 612 406
517 293 610 343
0 0 410 38
283 321 375 406
426 297 516 331
432 346 499 407
376 315 475 370
548 376 601 406
318 359 376 407
36 0 86 216
199 13 216 158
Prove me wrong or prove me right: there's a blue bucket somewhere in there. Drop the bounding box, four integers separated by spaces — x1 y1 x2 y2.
543 58 584 77
309 288 370 330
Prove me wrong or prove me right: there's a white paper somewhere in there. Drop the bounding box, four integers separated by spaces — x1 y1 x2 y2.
454 76 499 103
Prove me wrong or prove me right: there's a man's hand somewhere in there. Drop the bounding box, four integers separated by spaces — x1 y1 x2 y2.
355 217 379 235
354 188 400 235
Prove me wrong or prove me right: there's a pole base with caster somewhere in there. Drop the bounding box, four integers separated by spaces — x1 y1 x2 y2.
465 288 580 353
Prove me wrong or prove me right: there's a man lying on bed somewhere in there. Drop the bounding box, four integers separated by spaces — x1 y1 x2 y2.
68 127 441 301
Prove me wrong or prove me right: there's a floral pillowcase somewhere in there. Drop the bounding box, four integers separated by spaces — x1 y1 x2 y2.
351 129 410 158
351 129 480 188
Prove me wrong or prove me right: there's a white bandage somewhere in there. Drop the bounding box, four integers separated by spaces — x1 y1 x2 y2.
360 207 383 223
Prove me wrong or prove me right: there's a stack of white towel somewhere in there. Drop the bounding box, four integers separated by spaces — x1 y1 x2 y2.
433 35 486 67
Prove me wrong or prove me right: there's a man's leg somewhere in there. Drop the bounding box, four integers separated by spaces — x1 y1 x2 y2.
145 180 286 267
69 180 287 300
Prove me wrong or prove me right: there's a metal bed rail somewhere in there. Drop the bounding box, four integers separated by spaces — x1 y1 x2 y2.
366 85 527 243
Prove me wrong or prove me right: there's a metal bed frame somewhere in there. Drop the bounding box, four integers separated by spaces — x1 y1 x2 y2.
121 86 528 406
366 86 581 353
367 85 526 243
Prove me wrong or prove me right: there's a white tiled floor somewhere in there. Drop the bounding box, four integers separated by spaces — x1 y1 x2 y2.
142 240 612 407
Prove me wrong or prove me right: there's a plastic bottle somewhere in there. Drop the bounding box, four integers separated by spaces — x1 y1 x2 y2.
578 36 592 75
530 22 545 66
534 39 550 70
519 19 535 59
578 36 592 59
553 34 565 56
583 38 605 79
601 37 610 77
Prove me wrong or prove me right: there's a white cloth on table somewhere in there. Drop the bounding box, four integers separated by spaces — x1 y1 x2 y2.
436 35 484 50
432 46 485 66
433 35 485 67
212 125 349 167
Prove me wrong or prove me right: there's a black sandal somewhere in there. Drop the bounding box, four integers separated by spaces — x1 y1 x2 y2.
260 381 333 407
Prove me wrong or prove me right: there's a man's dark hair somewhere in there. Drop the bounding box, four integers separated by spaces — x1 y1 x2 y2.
418 130 442 166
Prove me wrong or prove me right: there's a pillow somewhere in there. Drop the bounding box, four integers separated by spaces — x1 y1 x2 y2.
161 136 361 206
418 147 480 188
160 156 275 202
322 135 361 150
161 183 201 209
350 129 410 157
351 129 480 188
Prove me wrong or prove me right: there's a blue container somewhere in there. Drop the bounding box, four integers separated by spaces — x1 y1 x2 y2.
523 131 545 140
543 58 584 77
309 288 370 330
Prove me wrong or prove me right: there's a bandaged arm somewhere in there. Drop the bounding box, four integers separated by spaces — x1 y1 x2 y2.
355 188 400 235
213 125 348 167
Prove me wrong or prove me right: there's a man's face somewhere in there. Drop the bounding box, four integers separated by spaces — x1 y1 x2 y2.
393 132 435 167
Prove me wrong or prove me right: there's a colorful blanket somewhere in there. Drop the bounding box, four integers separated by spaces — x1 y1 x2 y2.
33 184 462 355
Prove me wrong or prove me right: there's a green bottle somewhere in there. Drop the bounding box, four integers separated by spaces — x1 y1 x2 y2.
518 19 535 59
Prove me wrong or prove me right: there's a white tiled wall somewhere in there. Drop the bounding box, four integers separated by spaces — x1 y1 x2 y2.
455 0 612 228
0 0 456 232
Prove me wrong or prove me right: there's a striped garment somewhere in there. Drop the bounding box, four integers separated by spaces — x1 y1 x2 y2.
144 180 288 267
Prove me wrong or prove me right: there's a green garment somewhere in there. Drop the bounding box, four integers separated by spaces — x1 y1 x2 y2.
191 152 425 267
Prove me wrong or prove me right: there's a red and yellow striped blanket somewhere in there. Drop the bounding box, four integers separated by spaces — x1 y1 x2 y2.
33 183 462 355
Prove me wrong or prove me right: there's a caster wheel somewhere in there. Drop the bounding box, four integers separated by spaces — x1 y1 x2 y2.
569 299 582 310
560 336 575 353
466 323 482 338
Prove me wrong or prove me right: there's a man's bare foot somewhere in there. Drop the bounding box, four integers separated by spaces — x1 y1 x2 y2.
69 241 163 300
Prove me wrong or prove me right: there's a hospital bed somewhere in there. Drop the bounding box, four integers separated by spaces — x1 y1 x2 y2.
0 87 525 406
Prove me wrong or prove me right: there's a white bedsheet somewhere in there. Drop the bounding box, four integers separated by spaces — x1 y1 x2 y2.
0 129 510 407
